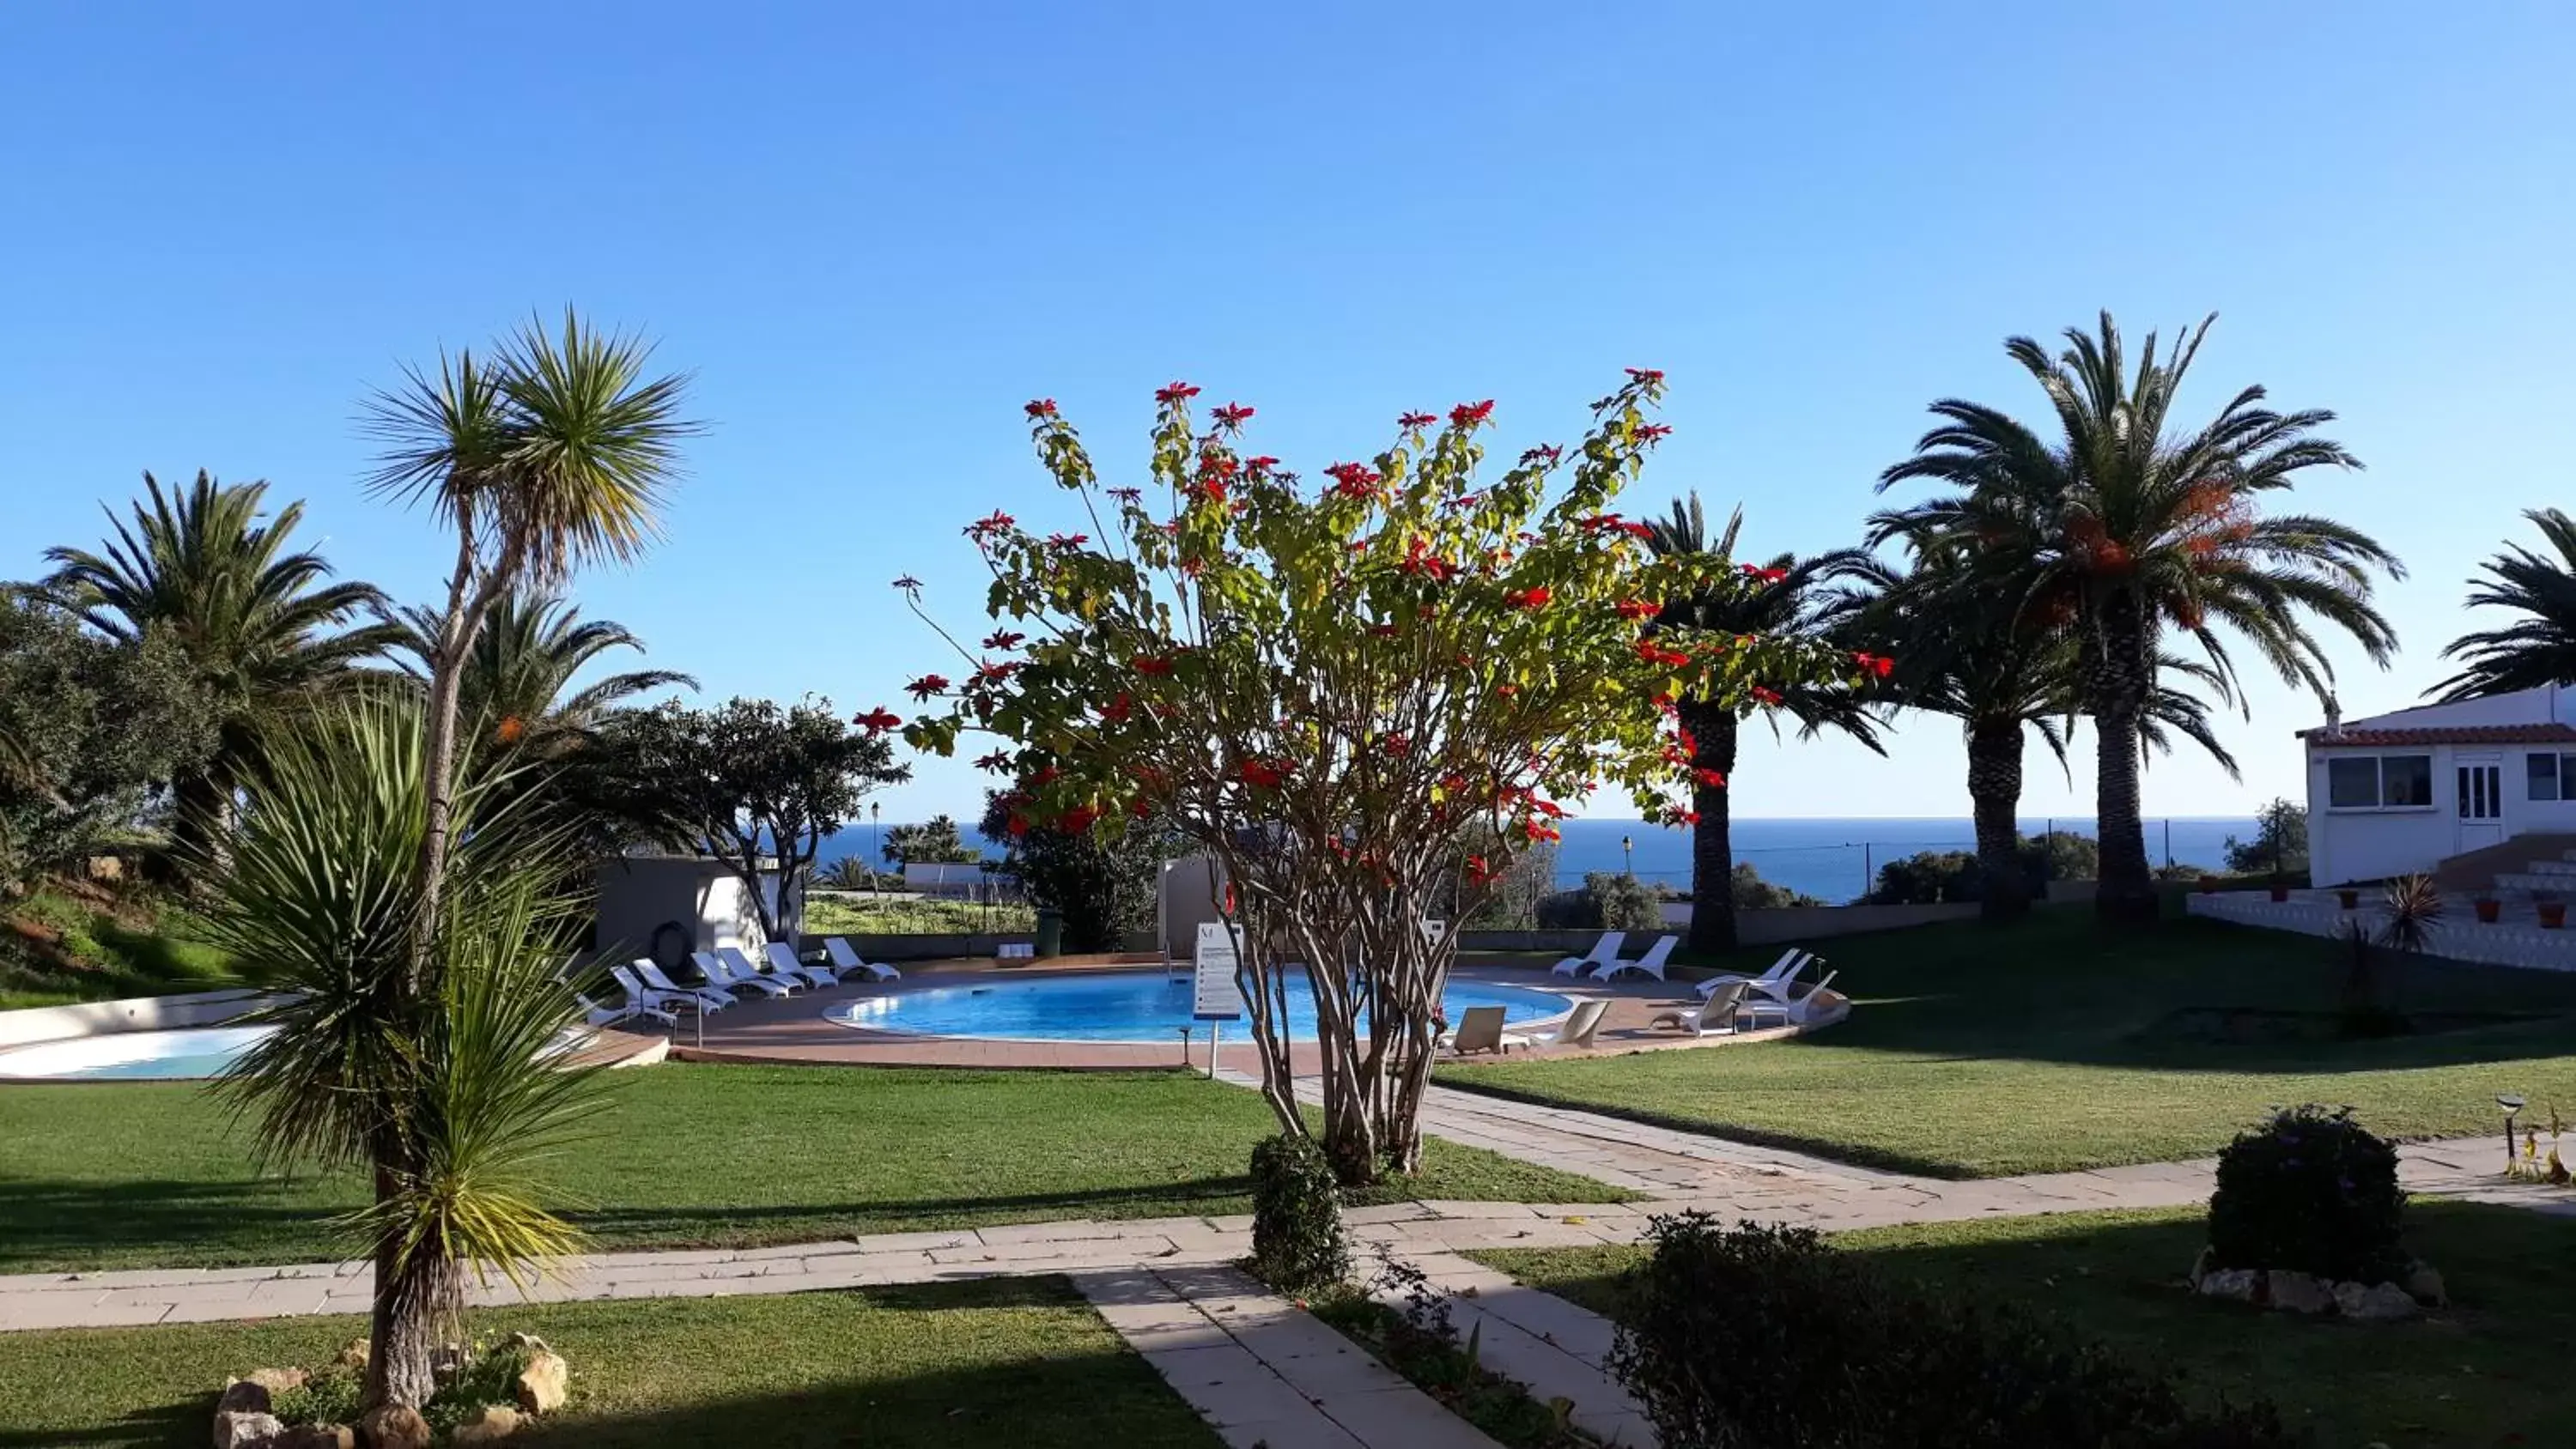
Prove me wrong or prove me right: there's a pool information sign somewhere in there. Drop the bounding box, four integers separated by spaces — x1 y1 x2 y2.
1193 922 1243 1022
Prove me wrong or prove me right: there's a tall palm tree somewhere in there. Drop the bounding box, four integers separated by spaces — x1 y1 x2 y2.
1645 495 1882 950
40 471 398 870
353 311 696 1410
1844 557 2239 919
398 591 695 758
2433 508 2576 700
1875 312 2401 922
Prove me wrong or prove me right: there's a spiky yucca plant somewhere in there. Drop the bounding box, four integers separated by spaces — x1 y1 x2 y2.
213 697 604 1381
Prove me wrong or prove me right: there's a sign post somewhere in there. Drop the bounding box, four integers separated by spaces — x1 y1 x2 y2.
1193 921 1243 1080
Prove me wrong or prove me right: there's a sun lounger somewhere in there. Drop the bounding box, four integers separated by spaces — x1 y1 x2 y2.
1652 979 1752 1036
720 945 806 995
1738 971 1838 1028
1551 931 1626 978
1529 997 1610 1050
1694 948 1812 997
1593 935 1679 982
824 937 902 981
583 971 676 1030
1441 1003 1532 1055
766 941 838 988
696 949 793 998
632 959 733 1010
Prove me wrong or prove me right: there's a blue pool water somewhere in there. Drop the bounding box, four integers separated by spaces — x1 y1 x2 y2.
825 972 1571 1042
0 1026 270 1081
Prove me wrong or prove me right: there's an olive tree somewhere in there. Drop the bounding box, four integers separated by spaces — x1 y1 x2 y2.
894 373 1861 1184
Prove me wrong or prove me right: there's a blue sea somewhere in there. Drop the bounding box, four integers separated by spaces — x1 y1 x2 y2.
820 815 2259 905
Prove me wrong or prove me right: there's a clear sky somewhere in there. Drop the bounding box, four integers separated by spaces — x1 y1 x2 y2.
3 3 2569 826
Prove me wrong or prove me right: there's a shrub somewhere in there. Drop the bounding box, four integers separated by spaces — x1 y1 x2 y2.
1534 872 1662 931
2207 1106 2407 1282
1249 1133 1349 1295
270 1367 362 1427
1610 1214 2301 1449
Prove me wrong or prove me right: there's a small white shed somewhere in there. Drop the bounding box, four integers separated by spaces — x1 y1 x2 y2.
2303 686 2576 885
594 855 783 967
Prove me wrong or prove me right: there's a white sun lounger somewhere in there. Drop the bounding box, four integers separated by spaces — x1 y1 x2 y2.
1694 949 1812 997
1654 979 1752 1036
1737 971 1838 1028
1592 935 1679 982
696 949 793 999
1528 997 1611 1050
1551 931 1626 978
720 945 807 995
583 972 676 1031
766 941 839 988
824 937 902 981
1440 1004 1534 1055
632 959 733 1010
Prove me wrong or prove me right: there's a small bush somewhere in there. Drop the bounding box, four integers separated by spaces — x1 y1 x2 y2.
1249 1134 1349 1295
1610 1214 2302 1449
270 1367 362 1427
1533 873 1662 931
2207 1105 2407 1282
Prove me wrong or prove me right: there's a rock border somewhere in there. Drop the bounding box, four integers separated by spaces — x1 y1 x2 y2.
2188 1247 2444 1322
212 1333 568 1448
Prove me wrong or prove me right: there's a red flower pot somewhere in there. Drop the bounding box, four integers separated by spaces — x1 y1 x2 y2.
2337 889 2360 909
2542 903 2567 930
2476 899 2502 924
2269 886 2290 902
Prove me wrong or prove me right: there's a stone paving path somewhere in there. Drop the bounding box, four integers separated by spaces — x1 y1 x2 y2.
1394 1250 1649 1446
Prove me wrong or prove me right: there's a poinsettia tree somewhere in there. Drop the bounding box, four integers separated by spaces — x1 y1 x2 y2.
885 373 1867 1183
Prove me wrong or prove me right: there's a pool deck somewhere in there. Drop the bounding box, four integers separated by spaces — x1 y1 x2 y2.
656 954 1838 1071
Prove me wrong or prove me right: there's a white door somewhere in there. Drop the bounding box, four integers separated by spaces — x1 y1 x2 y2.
2458 754 2506 852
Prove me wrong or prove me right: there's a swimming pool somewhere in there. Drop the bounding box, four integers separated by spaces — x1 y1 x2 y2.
823 971 1572 1043
0 1025 271 1082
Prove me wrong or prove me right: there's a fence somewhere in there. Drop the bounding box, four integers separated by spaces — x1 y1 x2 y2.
2188 890 2576 973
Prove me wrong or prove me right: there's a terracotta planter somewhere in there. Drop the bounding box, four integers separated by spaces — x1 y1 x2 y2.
2543 903 2567 930
2337 889 2360 909
2269 885 2290 903
2476 899 2502 924
2198 876 2221 895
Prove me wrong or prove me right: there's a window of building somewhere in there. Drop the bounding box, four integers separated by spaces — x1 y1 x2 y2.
2530 753 2576 802
2325 754 2434 809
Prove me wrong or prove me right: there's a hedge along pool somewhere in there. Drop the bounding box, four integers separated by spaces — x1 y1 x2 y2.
823 971 1572 1043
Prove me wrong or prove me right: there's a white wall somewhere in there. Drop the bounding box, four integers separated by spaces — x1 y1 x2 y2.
595 857 770 965
2336 688 2555 731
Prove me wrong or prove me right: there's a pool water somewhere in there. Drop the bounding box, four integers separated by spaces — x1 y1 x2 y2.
825 971 1571 1042
0 1026 270 1081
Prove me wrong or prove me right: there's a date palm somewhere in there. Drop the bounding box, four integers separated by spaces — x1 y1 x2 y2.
354 310 696 1409
2433 508 2576 700
40 471 398 872
1645 494 1881 950
398 591 695 758
1844 556 2239 919
1875 312 2400 922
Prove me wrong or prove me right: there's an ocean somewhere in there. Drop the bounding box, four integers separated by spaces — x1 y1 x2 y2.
818 814 2260 905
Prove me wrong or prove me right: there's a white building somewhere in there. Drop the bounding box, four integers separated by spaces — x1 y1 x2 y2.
2303 684 2576 885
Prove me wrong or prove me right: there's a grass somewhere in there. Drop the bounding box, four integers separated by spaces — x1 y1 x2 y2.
0 1275 1221 1449
806 894 1040 936
1308 1281 1589 1448
0 887 238 1010
1468 1200 2576 1449
1438 910 2576 1177
0 1064 1633 1273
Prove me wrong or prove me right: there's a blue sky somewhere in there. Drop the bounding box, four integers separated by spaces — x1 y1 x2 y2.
3 3 2569 825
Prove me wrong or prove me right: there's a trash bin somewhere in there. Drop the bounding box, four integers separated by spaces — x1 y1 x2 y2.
1033 907 1063 959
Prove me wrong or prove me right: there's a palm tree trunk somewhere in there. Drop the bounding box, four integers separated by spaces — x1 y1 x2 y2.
169 770 234 886
1684 705 1739 953
1965 719 2028 922
366 1152 464 1408
2088 594 2158 923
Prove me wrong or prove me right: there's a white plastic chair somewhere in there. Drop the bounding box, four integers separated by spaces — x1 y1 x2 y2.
1738 970 1839 1028
767 941 838 988
629 959 732 1011
696 950 793 999
1528 997 1611 1049
1695 949 1811 997
824 937 902 980
1551 931 1626 978
720 945 806 995
1594 935 1679 981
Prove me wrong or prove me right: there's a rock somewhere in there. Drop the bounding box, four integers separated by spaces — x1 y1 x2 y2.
2345 1281 2421 1322
277 1428 355 1449
450 1405 521 1446
2404 1263 2448 1307
335 1339 369 1372
2268 1270 2336 1314
216 1380 272 1417
2189 1246 2216 1288
355 1404 429 1449
213 1410 286 1449
2195 1267 2262 1302
513 1349 568 1416
243 1367 308 1394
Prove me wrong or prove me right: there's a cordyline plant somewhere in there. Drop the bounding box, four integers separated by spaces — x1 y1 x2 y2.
890 373 1868 1184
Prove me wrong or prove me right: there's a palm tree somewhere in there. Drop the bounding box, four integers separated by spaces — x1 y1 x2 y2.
1644 495 1882 950
214 697 603 1412
1875 312 2401 922
2433 508 2576 700
398 591 695 758
1844 557 2239 919
40 471 398 871
353 311 696 1410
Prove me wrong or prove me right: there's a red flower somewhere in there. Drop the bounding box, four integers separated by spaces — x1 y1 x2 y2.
1619 521 1656 541
1616 598 1658 621
1027 765 1062 787
1382 731 1411 758
1465 854 1495 886
1519 444 1563 466
1131 797 1155 820
1751 685 1784 706
1133 654 1176 676
1496 682 1520 697
1450 399 1496 427
1367 621 1400 637
1234 758 1291 790
1447 492 1485 511
973 750 1012 772
1024 398 1058 418
982 630 1028 650
1246 455 1280 470
1005 812 1033 839
1522 816 1562 845
854 706 904 732
1633 638 1692 669
1155 380 1202 404
1200 477 1229 504
1664 806 1701 827
974 658 1021 683
1636 423 1673 443
1740 563 1789 584
966 509 1016 537
1694 767 1728 788
1625 367 1665 385
1577 513 1626 533
1854 650 1895 679
1504 586 1552 609
1399 410 1438 429
904 674 951 700
1100 692 1133 723
1212 403 1255 428
1398 538 1455 581
1324 461 1382 500
1046 531 1090 548
1059 804 1103 835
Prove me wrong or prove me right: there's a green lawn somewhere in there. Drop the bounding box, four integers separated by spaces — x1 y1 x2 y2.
1469 1200 2576 1449
806 894 1040 936
0 1276 1220 1449
0 888 238 1009
0 1064 1630 1273
1438 912 2576 1176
